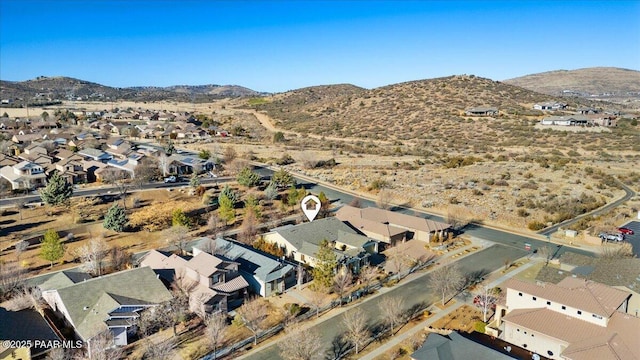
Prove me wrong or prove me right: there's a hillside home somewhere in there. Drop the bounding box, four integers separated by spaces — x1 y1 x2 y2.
336 205 451 244
0 161 47 190
211 237 296 297
493 277 639 360
533 102 567 111
261 217 378 273
166 154 213 175
465 107 498 116
576 107 600 115
39 267 172 346
140 249 249 315
540 115 591 126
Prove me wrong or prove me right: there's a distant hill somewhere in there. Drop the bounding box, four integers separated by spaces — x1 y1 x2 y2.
504 67 640 104
0 76 263 107
248 75 599 141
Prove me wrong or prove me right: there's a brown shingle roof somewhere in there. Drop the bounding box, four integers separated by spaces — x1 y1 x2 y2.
336 206 407 239
504 277 630 318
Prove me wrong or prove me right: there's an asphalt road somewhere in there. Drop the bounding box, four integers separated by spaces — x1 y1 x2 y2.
253 165 595 259
0 177 232 207
538 180 636 236
240 244 528 360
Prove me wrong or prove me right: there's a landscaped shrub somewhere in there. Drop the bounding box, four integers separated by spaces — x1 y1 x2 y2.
474 321 486 333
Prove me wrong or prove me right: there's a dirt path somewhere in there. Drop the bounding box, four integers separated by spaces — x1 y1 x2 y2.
232 108 396 145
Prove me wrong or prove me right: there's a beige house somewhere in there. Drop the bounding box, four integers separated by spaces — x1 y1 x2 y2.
140 249 249 315
494 277 639 360
0 161 47 190
336 205 451 244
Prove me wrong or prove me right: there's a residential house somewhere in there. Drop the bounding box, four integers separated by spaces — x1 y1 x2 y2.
540 115 591 126
493 277 639 360
411 331 516 360
576 107 600 115
0 154 20 167
53 158 87 184
78 148 112 163
533 102 567 111
336 205 408 247
166 154 213 175
536 253 640 318
590 114 618 127
337 205 451 244
39 267 172 346
140 249 249 315
0 306 62 359
0 161 47 190
104 138 132 159
11 133 43 144
81 160 108 183
465 107 498 116
261 217 378 273
208 237 296 297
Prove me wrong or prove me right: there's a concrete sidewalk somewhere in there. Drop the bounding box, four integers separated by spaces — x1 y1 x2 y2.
358 258 541 360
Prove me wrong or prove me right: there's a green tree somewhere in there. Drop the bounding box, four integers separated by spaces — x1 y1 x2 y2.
41 111 49 121
2 112 8 118
190 174 200 189
218 193 236 225
39 172 73 206
312 240 337 289
237 167 260 187
264 182 278 201
244 194 262 219
273 131 285 143
220 185 239 204
198 149 211 160
40 229 64 267
172 209 191 227
103 204 127 232
272 168 296 188
287 186 303 208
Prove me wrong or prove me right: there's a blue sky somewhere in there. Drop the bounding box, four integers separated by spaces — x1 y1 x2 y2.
1 1 639 92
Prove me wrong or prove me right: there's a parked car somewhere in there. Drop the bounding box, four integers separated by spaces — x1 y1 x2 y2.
599 233 624 242
164 175 177 183
618 227 634 235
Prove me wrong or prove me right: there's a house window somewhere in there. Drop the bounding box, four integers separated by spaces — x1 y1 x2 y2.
577 310 582 315
518 292 522 296
592 314 603 319
546 301 551 305
548 351 554 356
532 296 537 301
562 306 566 310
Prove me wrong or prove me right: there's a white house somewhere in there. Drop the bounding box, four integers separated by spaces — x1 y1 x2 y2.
0 161 47 190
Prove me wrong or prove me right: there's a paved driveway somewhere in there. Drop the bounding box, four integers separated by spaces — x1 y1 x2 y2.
620 220 640 256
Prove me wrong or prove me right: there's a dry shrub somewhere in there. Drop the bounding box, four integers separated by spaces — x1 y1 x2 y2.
129 201 197 232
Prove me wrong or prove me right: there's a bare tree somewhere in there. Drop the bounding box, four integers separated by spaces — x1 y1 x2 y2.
376 189 393 210
46 347 72 360
13 198 27 221
75 237 108 276
473 285 499 323
163 225 190 255
333 266 353 307
82 330 124 360
134 158 160 188
278 326 323 360
237 297 268 345
430 263 465 306
5 286 42 311
239 210 258 244
159 153 170 177
308 290 326 319
205 312 228 360
0 260 26 301
101 168 130 210
207 212 220 238
15 240 29 262
348 198 363 208
223 146 237 164
388 248 410 278
379 296 405 335
109 245 132 271
342 308 370 355
359 264 378 294
142 338 175 360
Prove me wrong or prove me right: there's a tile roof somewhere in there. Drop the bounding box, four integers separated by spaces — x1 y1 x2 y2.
336 205 407 239
503 277 630 318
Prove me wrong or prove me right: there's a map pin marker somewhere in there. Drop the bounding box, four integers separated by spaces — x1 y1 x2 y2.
301 195 321 222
